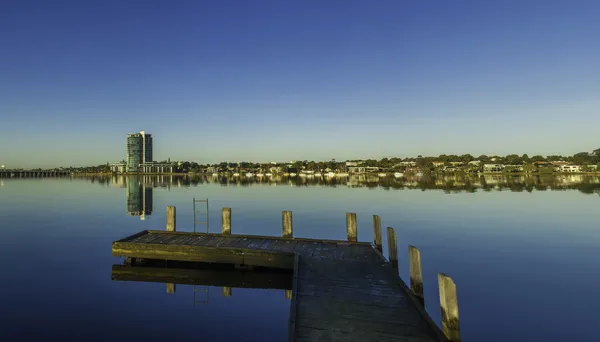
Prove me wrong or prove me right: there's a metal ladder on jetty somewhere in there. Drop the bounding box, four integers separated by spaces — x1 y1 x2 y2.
192 197 209 305
193 198 209 233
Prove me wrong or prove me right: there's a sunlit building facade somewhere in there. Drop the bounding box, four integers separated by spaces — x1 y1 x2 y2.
126 131 153 172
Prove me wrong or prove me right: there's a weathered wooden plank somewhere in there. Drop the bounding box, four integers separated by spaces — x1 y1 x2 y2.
282 210 293 238
246 239 268 249
142 230 372 246
296 298 426 325
220 237 243 247
136 233 163 244
346 212 357 242
264 239 279 251
210 236 228 247
215 236 237 246
242 249 295 269
166 206 176 231
387 227 398 269
221 208 231 235
409 245 424 305
129 232 153 243
112 242 294 269
180 235 204 245
296 317 435 337
233 238 252 248
373 215 382 253
438 273 461 342
294 326 435 342
297 302 425 325
115 230 149 243
166 235 191 246
259 239 273 250
193 235 219 246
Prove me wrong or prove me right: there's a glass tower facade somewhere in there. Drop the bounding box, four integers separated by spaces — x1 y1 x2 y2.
126 131 152 172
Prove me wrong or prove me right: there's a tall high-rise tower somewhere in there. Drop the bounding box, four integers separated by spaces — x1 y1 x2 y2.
126 131 153 172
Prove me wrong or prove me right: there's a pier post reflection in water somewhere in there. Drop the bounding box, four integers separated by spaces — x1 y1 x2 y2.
110 261 293 307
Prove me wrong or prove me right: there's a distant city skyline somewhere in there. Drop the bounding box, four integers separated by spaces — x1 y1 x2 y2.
1 1 599 168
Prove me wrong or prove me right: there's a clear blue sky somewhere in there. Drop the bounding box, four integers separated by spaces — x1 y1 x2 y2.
1 0 599 168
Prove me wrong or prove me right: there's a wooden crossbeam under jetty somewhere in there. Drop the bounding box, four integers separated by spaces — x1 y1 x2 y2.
112 207 461 342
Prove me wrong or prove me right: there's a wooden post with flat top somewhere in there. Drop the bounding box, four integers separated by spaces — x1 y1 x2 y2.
282 211 293 238
387 227 398 269
438 273 461 342
409 245 424 305
373 215 382 252
346 212 357 242
166 206 176 232
222 208 231 235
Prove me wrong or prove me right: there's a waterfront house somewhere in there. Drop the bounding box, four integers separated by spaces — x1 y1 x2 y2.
432 161 445 167
534 161 553 167
347 166 379 174
558 165 582 173
483 164 505 172
269 166 283 174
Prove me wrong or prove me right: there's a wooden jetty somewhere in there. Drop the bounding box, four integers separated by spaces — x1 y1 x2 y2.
112 207 461 342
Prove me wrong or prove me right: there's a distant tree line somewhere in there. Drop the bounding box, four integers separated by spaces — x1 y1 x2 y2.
46 147 600 173
183 148 600 172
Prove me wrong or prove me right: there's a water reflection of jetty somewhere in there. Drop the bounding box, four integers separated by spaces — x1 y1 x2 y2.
111 262 293 290
82 174 600 195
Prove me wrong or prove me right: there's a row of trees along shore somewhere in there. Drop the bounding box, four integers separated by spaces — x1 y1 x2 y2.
174 149 600 173
18 149 599 173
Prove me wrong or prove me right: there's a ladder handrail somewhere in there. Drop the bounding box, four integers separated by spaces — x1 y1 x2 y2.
192 197 209 233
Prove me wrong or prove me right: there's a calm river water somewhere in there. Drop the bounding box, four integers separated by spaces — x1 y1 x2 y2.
0 174 598 341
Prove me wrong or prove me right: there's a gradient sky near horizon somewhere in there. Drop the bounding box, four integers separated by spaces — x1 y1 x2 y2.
1 0 599 168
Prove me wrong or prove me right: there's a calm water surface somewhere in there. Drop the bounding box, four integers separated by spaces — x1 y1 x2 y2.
0 175 599 341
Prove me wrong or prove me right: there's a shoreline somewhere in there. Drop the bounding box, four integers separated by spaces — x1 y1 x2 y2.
69 171 600 176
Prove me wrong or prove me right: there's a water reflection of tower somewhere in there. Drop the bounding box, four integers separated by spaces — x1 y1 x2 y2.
126 176 153 220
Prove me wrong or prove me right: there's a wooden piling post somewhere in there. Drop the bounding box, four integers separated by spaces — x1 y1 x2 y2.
346 212 357 242
166 283 176 294
408 245 424 305
387 227 398 269
222 287 232 297
438 273 461 342
222 208 231 235
282 211 293 238
166 206 176 232
373 215 382 252
285 290 292 300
